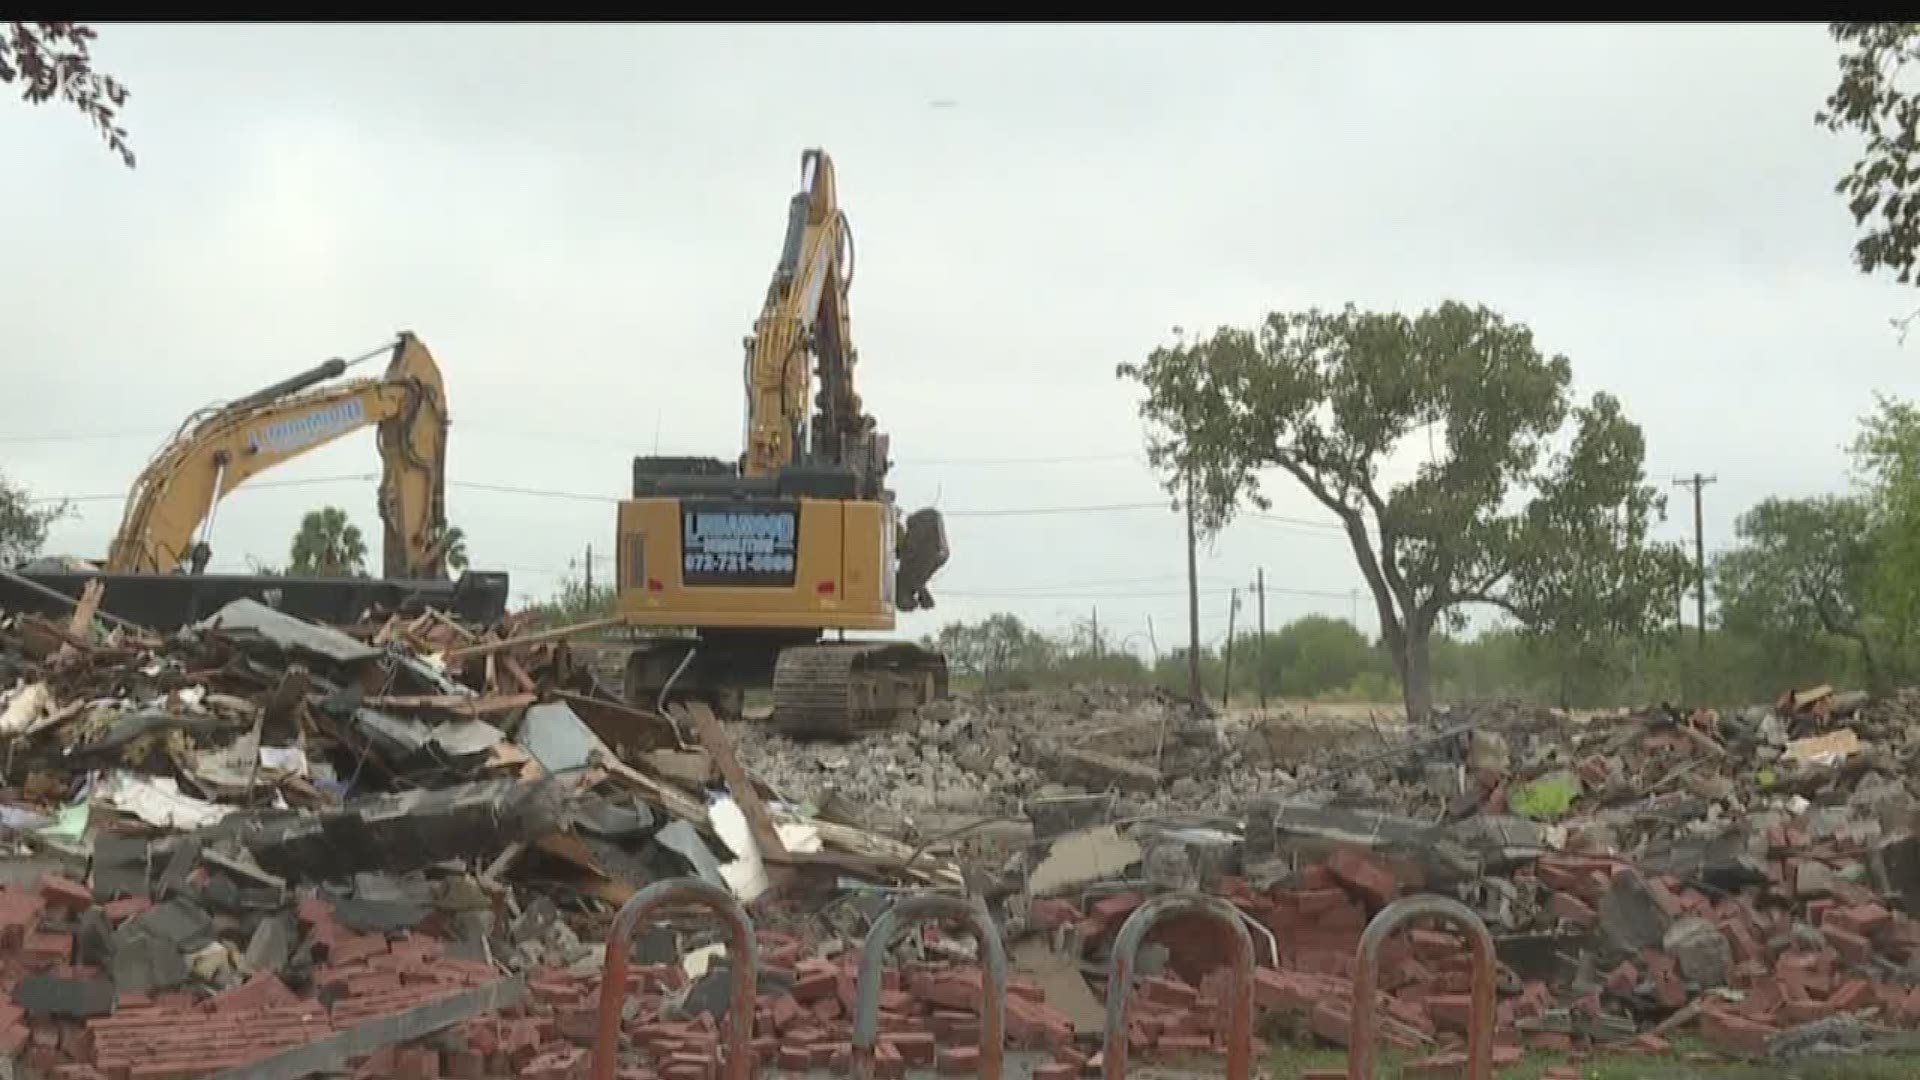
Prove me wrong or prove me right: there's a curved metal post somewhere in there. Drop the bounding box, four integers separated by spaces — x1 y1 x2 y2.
1101 892 1254 1080
851 894 1006 1080
592 878 759 1080
1348 894 1496 1080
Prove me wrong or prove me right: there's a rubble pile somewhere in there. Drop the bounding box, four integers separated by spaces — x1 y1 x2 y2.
1001 688 1920 1067
0 599 983 1079
736 685 1267 821
12 580 1920 1077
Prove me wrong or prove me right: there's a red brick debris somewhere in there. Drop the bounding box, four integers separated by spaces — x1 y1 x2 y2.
8 833 1920 1078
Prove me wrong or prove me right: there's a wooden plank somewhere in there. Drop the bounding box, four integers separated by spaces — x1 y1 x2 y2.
206 976 526 1080
361 692 537 717
440 617 624 661
499 654 538 695
681 701 787 860
533 833 635 906
597 753 709 826
66 579 105 637
775 814 965 887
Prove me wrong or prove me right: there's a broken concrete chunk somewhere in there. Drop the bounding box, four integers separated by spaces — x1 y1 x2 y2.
243 912 296 976
110 929 189 994
1871 834 1920 917
90 834 151 901
1662 917 1732 988
12 974 115 1019
125 897 215 953
1795 860 1843 899
1598 871 1673 956
643 749 714 789
198 599 381 665
1467 728 1510 778
1034 742 1162 794
571 793 656 841
214 776 568 880
330 896 430 933
1026 825 1142 897
517 700 610 776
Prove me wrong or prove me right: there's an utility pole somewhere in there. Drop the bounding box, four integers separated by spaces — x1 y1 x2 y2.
1185 477 1201 708
1091 605 1101 658
584 543 593 597
1222 588 1240 704
1254 569 1268 709
1672 474 1717 649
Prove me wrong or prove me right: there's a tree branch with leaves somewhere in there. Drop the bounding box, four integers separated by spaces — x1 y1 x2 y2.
1 22 133 168
0 470 69 567
1118 301 1686 721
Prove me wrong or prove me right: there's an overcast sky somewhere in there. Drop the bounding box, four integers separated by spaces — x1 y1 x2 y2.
3 23 1913 654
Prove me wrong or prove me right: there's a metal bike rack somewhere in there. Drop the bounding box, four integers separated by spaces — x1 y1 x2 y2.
591 878 760 1080
851 894 1008 1080
1100 892 1255 1080
1347 894 1497 1080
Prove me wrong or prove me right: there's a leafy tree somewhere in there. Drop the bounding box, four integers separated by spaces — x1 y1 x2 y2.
2 22 132 167
1712 495 1882 685
1818 23 1920 291
1119 302 1685 721
1849 395 1920 658
929 613 1056 690
1500 394 1692 705
1264 615 1382 698
519 574 616 629
0 470 67 567
288 507 369 577
442 526 469 573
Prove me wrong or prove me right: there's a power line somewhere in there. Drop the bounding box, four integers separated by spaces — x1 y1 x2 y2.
31 473 379 504
30 473 1355 543
0 424 1146 468
942 583 1355 602
31 478 1188 519
1249 511 1345 532
942 501 1167 518
446 480 615 504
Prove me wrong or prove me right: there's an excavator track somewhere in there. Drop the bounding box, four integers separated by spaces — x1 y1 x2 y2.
770 640 949 739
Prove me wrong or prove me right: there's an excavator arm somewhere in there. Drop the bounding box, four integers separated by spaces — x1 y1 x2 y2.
105 333 452 578
738 149 943 608
742 149 884 488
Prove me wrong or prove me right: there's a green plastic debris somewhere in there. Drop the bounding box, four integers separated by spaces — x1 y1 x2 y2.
1511 771 1580 820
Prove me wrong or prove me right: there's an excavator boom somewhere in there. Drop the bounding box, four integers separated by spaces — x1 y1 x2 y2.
5 333 508 631
106 333 451 578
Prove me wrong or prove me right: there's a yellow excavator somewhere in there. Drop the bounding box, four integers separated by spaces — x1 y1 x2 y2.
107 332 456 579
7 331 511 631
614 149 951 737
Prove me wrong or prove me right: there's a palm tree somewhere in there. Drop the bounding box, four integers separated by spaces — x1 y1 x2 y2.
288 507 368 577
